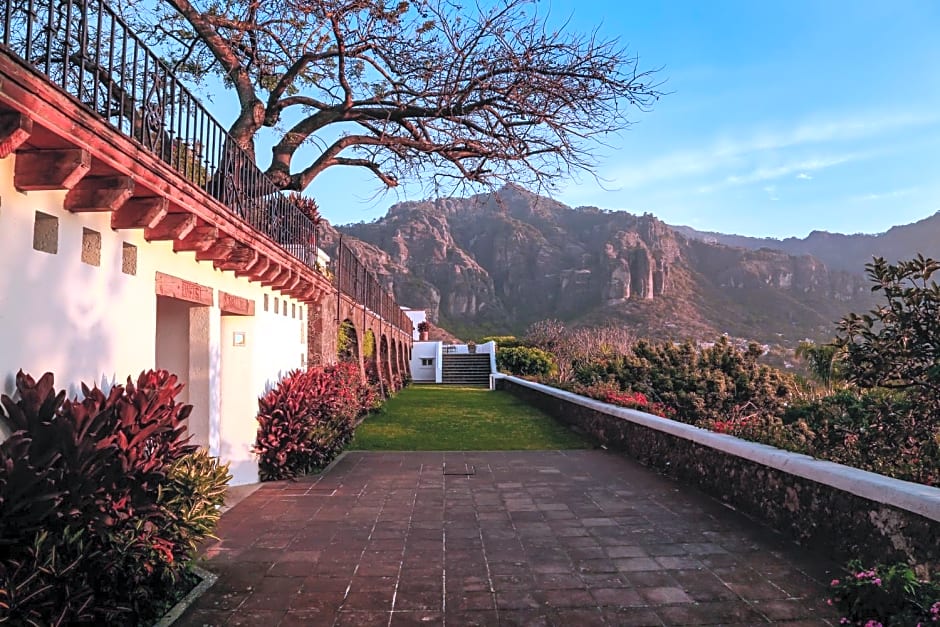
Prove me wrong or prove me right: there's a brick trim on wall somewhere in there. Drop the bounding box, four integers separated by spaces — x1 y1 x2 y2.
219 291 255 316
155 271 213 306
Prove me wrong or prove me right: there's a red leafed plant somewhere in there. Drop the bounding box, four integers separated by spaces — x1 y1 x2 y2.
573 381 675 418
255 363 379 481
0 369 228 626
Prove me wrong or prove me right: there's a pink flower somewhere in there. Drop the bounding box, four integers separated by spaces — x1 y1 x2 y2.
872 578 881 586
864 621 883 627
827 599 833 605
831 579 841 586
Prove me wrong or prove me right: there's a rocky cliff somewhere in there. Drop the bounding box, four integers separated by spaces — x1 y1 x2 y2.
331 186 874 343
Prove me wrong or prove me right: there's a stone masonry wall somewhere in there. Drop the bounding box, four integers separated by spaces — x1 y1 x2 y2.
496 376 940 577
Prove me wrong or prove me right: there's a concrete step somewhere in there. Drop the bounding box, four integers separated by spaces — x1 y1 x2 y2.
441 354 493 384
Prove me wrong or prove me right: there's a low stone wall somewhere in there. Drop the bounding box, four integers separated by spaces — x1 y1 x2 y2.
496 375 940 576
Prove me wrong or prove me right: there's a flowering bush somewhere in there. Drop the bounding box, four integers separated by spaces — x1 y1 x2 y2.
571 381 674 418
705 403 815 452
829 561 939 626
255 362 380 480
784 390 940 486
0 369 230 625
573 337 798 426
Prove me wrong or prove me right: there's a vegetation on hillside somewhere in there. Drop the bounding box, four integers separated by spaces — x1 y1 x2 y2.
493 256 940 488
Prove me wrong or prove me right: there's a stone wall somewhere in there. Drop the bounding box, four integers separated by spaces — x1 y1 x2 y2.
496 375 940 577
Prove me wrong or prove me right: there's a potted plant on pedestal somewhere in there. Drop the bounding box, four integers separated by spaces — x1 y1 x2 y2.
417 321 430 341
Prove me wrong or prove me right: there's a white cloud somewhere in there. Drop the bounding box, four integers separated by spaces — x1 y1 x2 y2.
762 185 780 201
851 187 919 202
697 153 866 194
608 109 936 190
796 172 813 180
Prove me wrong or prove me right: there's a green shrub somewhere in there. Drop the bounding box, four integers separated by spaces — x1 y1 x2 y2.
0 369 229 625
497 346 557 377
837 256 940 407
481 335 523 348
785 389 939 486
362 329 376 359
337 320 357 361
159 449 231 558
574 337 797 427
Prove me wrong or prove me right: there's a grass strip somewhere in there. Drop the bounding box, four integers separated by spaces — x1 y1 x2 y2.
350 385 590 450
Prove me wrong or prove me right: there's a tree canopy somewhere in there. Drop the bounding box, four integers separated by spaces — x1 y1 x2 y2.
836 255 940 401
137 0 663 193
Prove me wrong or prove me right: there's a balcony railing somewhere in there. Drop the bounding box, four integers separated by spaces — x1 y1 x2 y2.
0 0 410 334
334 236 412 333
1 0 321 264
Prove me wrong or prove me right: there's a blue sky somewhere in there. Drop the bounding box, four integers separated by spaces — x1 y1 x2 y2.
540 0 940 238
234 0 940 238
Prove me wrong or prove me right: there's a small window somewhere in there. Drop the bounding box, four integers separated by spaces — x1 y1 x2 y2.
81 228 101 266
292 303 296 318
121 242 137 275
299 306 304 321
420 358 434 367
264 294 269 312
274 297 279 314
33 211 58 254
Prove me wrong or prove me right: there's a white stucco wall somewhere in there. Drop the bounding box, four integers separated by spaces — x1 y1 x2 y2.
0 155 306 484
442 341 496 356
410 341 442 382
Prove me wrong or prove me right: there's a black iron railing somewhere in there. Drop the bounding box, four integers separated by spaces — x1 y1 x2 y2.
334 236 412 333
1 0 411 334
0 0 411 333
0 0 320 264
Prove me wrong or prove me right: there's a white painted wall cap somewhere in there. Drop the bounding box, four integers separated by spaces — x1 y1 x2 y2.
495 374 940 522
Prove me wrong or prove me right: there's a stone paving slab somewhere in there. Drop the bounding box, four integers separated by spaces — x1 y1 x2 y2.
179 451 841 626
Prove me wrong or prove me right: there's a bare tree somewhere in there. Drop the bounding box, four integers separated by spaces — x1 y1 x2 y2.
525 319 635 382
131 0 663 193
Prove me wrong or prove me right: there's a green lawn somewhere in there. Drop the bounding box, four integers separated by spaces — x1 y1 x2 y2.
349 385 590 450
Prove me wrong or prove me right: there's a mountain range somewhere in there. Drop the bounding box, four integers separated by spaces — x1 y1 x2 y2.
322 187 937 346
673 212 940 275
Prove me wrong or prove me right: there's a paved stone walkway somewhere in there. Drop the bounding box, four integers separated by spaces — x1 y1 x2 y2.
180 451 841 626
